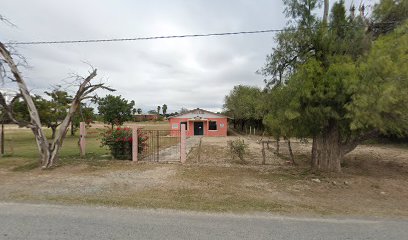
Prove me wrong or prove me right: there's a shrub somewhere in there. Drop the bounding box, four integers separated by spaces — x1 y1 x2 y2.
227 138 249 162
101 127 148 160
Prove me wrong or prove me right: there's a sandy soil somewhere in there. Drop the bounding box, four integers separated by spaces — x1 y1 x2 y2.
184 136 408 217
0 133 407 217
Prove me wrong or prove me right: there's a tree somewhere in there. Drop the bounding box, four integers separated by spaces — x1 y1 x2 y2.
0 42 112 168
147 109 157 114
371 0 408 36
157 105 161 115
223 85 265 131
71 104 95 136
263 84 298 163
260 0 408 172
136 108 142 114
43 89 72 138
11 92 69 139
97 95 135 128
11 89 96 138
179 107 189 114
162 104 167 116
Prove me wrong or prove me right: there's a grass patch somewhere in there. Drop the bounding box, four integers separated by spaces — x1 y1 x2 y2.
12 160 39 172
1 126 108 159
42 187 289 213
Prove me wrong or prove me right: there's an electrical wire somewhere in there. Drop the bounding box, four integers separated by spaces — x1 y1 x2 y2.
8 29 284 45
6 20 402 46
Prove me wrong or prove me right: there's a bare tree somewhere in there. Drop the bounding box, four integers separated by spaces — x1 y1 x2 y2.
0 42 113 168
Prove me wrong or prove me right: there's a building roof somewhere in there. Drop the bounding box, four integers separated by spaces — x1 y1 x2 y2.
169 108 229 119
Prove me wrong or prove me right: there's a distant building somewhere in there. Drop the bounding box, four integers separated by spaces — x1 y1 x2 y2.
168 108 228 137
134 114 159 122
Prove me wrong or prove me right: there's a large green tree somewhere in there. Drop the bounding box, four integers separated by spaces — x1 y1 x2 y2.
97 95 136 128
11 90 72 139
224 85 265 131
261 0 408 172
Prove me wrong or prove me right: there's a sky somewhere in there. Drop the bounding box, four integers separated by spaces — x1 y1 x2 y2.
0 0 375 113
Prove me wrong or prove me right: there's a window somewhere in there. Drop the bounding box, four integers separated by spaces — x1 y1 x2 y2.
180 122 188 130
209 121 217 131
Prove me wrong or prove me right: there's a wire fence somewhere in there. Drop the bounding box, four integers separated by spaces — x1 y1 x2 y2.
0 124 183 162
138 129 181 162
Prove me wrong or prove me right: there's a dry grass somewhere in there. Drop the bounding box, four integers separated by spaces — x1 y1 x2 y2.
1 125 408 217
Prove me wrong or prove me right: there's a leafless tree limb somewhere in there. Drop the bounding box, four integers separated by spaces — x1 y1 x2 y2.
0 40 113 168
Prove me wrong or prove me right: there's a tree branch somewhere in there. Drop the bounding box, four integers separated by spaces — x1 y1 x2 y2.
341 130 380 155
0 91 33 128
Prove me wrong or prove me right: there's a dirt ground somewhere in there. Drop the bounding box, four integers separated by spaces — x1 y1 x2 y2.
0 132 408 217
185 136 408 217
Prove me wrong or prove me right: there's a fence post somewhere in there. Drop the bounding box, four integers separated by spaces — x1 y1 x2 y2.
180 123 186 163
156 131 160 162
261 142 266 165
0 123 3 157
79 122 86 157
132 126 138 162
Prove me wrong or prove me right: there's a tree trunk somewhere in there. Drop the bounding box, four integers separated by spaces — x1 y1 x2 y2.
323 0 329 25
70 121 75 136
286 137 296 165
261 142 266 165
275 137 280 154
0 41 109 169
51 126 57 139
311 124 342 172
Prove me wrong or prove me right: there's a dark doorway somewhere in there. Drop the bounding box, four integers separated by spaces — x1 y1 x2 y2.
194 122 204 136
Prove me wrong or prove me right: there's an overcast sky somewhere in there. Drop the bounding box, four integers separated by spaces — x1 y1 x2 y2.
0 0 374 113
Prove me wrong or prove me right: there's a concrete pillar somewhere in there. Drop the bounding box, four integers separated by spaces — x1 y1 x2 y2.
180 124 186 163
79 122 86 157
132 126 138 162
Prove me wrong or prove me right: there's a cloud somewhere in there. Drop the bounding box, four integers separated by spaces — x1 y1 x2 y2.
1 0 290 113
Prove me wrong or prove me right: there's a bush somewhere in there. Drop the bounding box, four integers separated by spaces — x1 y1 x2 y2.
101 127 148 160
227 138 249 162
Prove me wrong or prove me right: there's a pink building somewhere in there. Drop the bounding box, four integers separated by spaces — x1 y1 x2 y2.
169 108 228 137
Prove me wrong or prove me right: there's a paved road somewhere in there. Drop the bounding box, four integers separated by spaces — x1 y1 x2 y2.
0 202 406 240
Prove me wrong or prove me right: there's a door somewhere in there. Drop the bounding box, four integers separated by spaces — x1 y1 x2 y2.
194 122 204 136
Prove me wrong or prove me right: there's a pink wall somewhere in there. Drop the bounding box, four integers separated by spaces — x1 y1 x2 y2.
169 117 228 137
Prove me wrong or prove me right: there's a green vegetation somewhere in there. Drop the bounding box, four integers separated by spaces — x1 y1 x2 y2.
227 138 249 162
11 89 74 138
223 85 265 131
71 104 95 136
0 126 107 162
157 105 161 116
100 127 148 160
162 104 167 116
97 95 136 128
225 0 408 172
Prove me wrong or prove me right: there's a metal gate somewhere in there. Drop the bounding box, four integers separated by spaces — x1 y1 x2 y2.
138 129 181 162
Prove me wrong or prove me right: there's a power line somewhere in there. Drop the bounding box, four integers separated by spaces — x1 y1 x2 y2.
6 20 402 46
8 29 285 45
